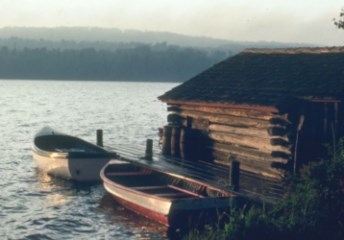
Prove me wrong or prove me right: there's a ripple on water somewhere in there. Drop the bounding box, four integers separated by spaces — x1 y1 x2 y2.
0 80 178 239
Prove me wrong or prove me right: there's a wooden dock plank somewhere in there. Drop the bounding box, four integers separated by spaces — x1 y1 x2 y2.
106 144 285 204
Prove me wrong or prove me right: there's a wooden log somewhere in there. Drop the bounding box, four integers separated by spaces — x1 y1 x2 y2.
269 117 291 126
167 105 180 112
167 113 183 125
161 125 172 156
215 159 284 180
209 124 293 141
211 149 288 174
179 109 273 129
191 118 210 130
171 126 181 158
208 131 292 155
179 127 206 161
210 142 290 163
171 103 296 128
210 147 289 167
179 104 275 120
209 124 270 138
179 127 189 160
178 104 295 126
268 127 289 137
270 138 292 147
96 129 103 147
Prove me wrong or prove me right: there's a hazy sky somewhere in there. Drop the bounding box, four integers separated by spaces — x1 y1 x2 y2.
1 0 344 45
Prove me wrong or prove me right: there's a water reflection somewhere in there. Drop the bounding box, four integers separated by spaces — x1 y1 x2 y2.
100 194 169 239
35 171 72 207
34 170 168 239
1 80 179 239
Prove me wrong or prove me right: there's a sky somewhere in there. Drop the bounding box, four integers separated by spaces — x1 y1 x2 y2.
1 0 344 46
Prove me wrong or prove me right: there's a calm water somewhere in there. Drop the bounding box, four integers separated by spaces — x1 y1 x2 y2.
0 80 179 240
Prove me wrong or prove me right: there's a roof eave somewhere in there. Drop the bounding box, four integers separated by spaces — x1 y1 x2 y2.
160 99 279 113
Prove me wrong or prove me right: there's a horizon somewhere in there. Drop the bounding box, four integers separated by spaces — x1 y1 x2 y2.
0 26 311 45
1 0 344 46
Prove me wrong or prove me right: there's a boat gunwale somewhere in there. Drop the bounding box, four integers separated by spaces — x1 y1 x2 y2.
101 167 173 204
32 127 115 159
100 159 232 203
32 144 68 159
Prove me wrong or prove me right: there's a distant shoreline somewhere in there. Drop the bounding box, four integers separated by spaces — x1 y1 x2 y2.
0 78 184 83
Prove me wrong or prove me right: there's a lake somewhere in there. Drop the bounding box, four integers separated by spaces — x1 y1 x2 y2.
0 80 179 240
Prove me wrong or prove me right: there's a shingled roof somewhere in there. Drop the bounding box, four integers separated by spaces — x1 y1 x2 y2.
159 47 344 108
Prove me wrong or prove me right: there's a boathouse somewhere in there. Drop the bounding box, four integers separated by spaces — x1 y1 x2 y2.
158 48 344 186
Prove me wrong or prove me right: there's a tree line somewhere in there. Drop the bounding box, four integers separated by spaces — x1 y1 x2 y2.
0 43 229 81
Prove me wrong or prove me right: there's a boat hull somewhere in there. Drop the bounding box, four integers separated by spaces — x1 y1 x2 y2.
105 183 231 228
33 151 112 181
32 127 116 181
33 150 71 179
101 160 233 228
104 183 170 225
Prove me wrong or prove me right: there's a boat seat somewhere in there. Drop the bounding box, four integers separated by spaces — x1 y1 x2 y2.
132 184 204 199
106 171 149 176
131 185 168 190
154 192 191 198
132 185 196 199
168 185 205 198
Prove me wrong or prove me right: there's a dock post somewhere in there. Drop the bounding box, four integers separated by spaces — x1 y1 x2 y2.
230 158 240 192
162 125 172 156
97 129 103 147
145 139 153 160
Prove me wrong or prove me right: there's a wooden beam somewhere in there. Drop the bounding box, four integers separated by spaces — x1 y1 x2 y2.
211 149 287 171
215 159 284 180
179 109 272 129
208 131 292 154
209 124 267 137
209 142 290 164
160 99 279 113
178 104 275 121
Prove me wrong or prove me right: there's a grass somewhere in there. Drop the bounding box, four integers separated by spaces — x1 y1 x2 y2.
183 139 344 240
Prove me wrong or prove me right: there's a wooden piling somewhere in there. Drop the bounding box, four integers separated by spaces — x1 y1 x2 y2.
180 127 194 160
145 139 153 160
162 125 172 156
97 129 103 147
180 128 202 161
230 158 240 191
179 127 187 160
171 126 181 158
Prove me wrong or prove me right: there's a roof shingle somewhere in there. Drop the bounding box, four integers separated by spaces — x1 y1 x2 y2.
159 47 344 107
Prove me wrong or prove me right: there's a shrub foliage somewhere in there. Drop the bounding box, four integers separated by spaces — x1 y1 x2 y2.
185 139 344 240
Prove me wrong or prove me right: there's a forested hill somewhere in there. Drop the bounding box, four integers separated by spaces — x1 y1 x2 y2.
0 43 228 81
0 27 311 81
0 27 310 51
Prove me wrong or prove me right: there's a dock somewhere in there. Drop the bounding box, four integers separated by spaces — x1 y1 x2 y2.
106 142 285 205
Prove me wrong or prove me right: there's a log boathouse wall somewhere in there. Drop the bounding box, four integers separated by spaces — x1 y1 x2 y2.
158 47 344 194
161 103 296 180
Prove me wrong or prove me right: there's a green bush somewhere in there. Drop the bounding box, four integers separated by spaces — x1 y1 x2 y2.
223 206 278 240
272 139 344 240
184 139 344 240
